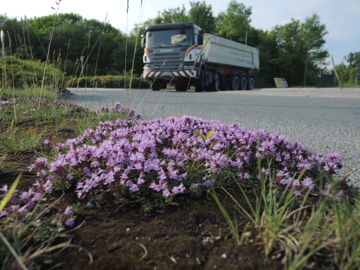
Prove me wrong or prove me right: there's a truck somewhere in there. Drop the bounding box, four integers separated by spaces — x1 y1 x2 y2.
141 22 260 92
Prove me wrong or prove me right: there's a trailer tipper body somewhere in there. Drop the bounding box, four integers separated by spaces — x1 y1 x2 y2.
141 22 259 91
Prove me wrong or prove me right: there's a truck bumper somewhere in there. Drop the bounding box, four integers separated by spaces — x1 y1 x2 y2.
142 70 197 80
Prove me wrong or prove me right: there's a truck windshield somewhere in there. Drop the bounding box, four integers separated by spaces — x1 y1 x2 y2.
146 28 193 48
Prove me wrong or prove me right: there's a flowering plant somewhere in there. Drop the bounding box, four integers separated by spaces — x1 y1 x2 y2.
21 115 342 211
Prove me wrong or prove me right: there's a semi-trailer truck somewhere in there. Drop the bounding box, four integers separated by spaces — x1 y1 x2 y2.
141 22 260 92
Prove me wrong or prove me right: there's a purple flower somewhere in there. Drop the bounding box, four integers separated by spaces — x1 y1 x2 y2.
65 218 75 227
0 185 8 193
172 184 185 194
64 206 73 215
301 177 315 189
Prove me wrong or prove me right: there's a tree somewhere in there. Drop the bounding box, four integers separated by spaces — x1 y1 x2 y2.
153 6 189 24
0 15 28 58
270 15 328 86
250 28 280 87
215 0 252 43
189 1 216 33
26 14 126 76
344 52 360 67
300 14 328 86
270 19 304 85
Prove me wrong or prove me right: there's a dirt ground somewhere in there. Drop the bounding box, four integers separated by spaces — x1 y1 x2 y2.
0 118 334 270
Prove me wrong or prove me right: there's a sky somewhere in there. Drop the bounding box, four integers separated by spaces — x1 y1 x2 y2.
2 0 360 68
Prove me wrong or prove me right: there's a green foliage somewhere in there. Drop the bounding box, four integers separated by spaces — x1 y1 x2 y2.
269 14 328 86
66 75 150 89
0 56 67 89
152 1 216 33
189 1 216 33
0 175 20 212
344 52 360 67
0 13 139 77
215 0 252 43
154 6 189 24
336 51 360 86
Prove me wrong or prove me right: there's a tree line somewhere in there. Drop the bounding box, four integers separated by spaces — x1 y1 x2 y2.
0 0 358 87
335 52 360 86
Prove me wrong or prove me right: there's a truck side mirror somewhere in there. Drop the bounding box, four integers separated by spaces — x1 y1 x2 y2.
198 30 204 45
141 35 146 48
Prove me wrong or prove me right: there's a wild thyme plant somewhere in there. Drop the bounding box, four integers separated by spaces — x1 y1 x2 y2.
22 115 342 211
0 96 82 122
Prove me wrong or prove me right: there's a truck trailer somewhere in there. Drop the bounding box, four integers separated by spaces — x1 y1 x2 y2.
141 22 260 92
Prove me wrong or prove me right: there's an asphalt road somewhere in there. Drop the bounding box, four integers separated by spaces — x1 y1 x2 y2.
66 87 360 186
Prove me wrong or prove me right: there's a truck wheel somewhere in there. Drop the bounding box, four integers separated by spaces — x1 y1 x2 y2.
247 77 255 90
175 80 188 91
151 80 160 91
160 81 167 90
195 68 205 92
211 71 220 91
228 73 240 90
240 76 248 90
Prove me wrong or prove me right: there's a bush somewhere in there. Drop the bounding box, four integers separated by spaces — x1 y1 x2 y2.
0 56 67 90
66 75 150 89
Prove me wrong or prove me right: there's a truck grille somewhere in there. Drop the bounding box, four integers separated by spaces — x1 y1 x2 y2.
150 52 183 72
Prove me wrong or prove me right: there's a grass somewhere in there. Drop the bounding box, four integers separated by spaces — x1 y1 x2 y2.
211 164 360 269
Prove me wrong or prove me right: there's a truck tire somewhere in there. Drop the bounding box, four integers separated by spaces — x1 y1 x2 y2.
175 80 188 92
228 73 240 90
211 71 221 91
160 81 167 90
151 80 161 91
195 68 205 92
240 76 248 90
247 77 255 90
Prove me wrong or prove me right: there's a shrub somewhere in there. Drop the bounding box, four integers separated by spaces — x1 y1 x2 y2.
0 56 67 90
66 75 150 89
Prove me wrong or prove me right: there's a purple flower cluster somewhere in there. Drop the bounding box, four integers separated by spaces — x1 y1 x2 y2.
95 102 142 120
0 178 74 227
0 101 142 223
0 99 12 111
0 96 81 116
26 116 341 208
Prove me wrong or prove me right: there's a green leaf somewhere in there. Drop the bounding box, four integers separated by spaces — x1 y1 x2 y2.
0 174 21 212
196 129 206 140
206 126 215 139
134 119 140 126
